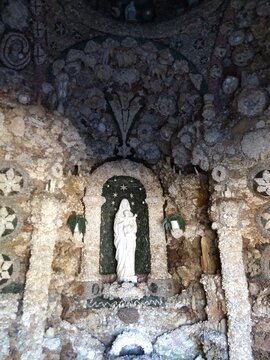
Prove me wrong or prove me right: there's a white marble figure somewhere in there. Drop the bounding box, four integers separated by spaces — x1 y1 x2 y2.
114 198 137 282
125 1 137 21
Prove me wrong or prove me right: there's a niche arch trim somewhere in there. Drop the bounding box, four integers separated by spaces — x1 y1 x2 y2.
81 159 168 282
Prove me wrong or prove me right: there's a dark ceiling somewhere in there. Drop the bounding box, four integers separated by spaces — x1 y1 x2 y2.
85 0 204 23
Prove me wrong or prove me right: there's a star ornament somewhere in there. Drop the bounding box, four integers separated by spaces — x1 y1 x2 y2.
120 184 127 191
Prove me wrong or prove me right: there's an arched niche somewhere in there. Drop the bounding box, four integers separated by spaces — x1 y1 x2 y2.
81 160 169 282
100 175 150 275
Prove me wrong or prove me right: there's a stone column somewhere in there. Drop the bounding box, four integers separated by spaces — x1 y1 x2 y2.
18 196 63 360
0 294 20 359
200 274 226 332
147 196 168 279
212 200 253 360
81 195 105 281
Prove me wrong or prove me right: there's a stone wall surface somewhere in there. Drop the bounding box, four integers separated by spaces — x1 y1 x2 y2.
0 0 270 359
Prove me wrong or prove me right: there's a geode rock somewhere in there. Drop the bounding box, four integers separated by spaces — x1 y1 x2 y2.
136 142 161 164
60 343 77 360
237 88 267 116
113 69 139 87
137 123 155 142
117 308 139 324
0 21 5 35
241 129 270 160
53 59 66 76
2 0 29 31
156 95 177 117
203 127 222 146
160 124 175 142
140 114 164 129
236 7 254 28
192 145 210 171
65 61 81 76
222 76 239 94
154 323 203 360
256 0 270 17
95 64 113 82
228 30 245 46
232 44 254 67
88 88 107 111
172 144 191 168
84 40 102 53
18 93 31 105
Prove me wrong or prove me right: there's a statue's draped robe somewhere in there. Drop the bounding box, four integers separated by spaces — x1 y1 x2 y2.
114 199 137 280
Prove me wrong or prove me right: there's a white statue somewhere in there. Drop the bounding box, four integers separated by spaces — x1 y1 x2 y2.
114 198 137 282
125 1 137 21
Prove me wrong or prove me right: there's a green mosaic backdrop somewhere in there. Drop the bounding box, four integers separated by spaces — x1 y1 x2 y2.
100 176 150 275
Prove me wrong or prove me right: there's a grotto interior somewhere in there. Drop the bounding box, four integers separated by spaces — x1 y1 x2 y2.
0 0 270 359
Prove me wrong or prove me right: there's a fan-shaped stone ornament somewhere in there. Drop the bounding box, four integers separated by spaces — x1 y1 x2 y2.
108 91 143 157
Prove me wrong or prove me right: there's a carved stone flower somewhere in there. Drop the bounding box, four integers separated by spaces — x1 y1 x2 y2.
88 88 106 111
0 168 23 196
0 206 16 237
156 95 177 117
254 170 270 196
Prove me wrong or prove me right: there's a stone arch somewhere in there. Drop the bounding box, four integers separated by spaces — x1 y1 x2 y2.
109 330 153 358
81 159 168 282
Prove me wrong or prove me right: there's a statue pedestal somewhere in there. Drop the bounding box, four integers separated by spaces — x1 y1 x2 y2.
119 276 137 283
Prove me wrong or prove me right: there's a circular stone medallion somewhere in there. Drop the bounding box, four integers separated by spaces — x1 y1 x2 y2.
0 162 29 198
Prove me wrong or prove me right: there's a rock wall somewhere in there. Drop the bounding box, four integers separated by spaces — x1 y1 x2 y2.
0 96 225 359
0 0 270 359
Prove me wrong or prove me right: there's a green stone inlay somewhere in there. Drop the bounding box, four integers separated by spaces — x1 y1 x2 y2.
100 176 150 275
0 282 24 294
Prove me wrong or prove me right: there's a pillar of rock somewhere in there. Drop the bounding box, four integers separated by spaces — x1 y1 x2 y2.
212 199 253 360
18 196 64 359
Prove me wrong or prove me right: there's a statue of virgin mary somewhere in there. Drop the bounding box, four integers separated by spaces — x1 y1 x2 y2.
114 198 137 282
